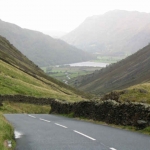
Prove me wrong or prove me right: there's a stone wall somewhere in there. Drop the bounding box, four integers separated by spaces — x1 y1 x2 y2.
1 95 150 128
0 95 54 105
0 101 3 106
50 100 150 128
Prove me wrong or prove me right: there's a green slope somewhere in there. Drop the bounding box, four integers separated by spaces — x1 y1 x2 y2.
118 83 150 104
0 19 94 67
0 35 85 101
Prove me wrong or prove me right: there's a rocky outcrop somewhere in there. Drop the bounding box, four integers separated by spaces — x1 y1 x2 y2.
101 91 124 102
137 120 148 129
50 100 150 129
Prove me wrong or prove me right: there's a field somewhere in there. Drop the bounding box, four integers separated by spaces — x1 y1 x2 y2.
41 55 126 84
94 55 127 63
42 66 102 84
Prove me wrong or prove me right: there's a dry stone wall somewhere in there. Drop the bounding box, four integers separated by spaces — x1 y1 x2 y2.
50 100 150 129
0 95 54 105
0 95 149 128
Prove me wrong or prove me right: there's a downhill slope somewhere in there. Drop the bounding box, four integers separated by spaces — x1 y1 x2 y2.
0 35 85 101
62 10 150 56
70 44 150 95
0 19 93 67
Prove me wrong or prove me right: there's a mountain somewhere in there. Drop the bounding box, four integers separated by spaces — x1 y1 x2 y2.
41 30 67 38
0 35 86 101
62 10 150 56
70 44 150 95
0 19 93 67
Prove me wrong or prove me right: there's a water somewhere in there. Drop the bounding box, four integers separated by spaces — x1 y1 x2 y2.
69 61 108 67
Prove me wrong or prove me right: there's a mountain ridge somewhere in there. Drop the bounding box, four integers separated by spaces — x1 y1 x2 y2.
0 19 93 67
62 10 150 56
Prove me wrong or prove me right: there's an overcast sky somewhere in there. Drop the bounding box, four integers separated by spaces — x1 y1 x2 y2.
1 0 150 33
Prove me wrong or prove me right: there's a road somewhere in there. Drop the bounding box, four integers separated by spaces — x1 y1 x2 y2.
4 114 150 150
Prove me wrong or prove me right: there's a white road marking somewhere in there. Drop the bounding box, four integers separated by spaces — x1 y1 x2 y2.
39 118 51 122
74 130 96 141
55 123 68 128
14 130 23 139
110 148 117 150
7 140 12 148
8 144 12 148
28 115 36 118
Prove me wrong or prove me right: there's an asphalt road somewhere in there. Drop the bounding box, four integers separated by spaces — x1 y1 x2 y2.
4 114 150 150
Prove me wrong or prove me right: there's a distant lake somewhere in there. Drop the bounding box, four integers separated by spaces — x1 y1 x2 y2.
69 61 108 67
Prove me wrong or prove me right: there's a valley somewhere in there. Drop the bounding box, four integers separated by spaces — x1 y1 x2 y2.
70 44 150 95
43 66 102 84
42 55 125 84
0 6 150 150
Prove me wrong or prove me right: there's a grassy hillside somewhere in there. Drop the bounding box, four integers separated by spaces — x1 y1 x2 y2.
0 112 15 150
0 35 87 101
70 44 150 95
62 10 150 56
0 19 94 67
0 59 82 101
118 83 150 104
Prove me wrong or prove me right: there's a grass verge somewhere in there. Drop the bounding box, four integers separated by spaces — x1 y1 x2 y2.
0 113 16 150
60 113 150 135
1 101 50 114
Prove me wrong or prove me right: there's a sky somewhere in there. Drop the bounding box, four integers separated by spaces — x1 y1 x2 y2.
1 0 150 33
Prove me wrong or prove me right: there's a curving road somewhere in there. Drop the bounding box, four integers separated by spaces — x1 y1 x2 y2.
4 114 150 150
